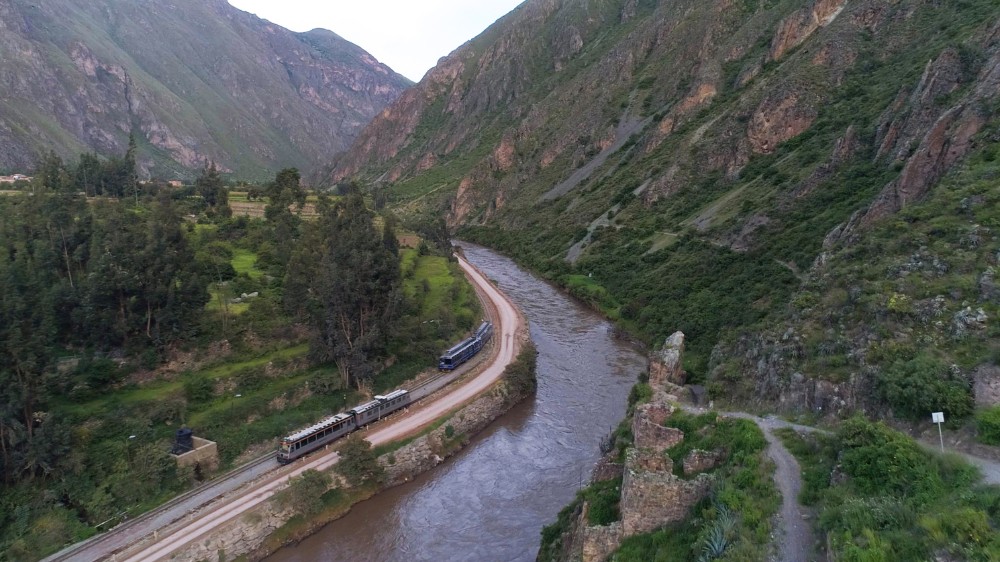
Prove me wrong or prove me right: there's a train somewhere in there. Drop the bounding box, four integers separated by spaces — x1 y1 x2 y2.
276 321 494 464
438 321 493 370
277 389 411 464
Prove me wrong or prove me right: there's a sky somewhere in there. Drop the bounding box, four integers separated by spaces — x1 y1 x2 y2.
227 0 525 82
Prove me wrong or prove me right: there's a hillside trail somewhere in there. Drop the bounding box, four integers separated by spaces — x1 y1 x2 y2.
681 406 814 562
682 405 1000 562
757 417 814 562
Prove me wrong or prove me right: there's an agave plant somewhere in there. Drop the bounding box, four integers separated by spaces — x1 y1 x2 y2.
697 526 730 562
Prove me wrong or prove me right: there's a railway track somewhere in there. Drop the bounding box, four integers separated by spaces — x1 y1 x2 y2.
44 454 275 562
45 255 504 562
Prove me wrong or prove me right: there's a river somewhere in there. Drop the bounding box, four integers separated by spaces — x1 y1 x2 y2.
265 243 645 562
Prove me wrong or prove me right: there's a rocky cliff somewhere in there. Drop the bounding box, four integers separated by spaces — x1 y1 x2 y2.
330 0 1000 419
0 0 411 179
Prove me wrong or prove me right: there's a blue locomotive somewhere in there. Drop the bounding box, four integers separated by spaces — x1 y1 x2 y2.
438 321 493 370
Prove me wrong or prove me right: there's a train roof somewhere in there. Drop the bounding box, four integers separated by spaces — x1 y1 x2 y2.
442 336 477 357
377 389 408 401
283 413 351 442
350 399 382 415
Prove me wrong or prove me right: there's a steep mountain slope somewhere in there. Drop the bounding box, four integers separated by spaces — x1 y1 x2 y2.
331 0 1000 419
0 0 411 179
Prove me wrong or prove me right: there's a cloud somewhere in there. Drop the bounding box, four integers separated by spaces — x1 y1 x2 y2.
228 0 524 81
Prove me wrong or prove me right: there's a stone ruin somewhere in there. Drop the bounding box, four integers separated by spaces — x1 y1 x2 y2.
564 332 724 562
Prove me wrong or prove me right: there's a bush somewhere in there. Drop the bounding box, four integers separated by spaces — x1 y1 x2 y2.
878 354 973 421
336 435 385 487
183 376 214 404
837 418 945 505
504 343 538 397
275 469 331 516
976 405 1000 445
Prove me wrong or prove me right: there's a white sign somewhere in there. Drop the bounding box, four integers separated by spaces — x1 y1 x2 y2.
932 412 945 424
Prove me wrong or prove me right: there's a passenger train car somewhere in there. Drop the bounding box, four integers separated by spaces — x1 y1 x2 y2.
277 321 493 464
277 389 410 464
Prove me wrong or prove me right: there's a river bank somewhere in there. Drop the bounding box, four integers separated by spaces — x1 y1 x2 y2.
211 343 539 562
266 243 646 561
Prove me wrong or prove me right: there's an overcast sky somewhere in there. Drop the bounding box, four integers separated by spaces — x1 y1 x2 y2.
227 0 525 82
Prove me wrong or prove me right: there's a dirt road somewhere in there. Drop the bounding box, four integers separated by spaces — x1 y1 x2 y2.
79 256 524 562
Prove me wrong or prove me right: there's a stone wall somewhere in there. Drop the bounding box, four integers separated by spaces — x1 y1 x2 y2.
632 402 683 451
683 449 724 476
558 331 718 561
381 377 530 486
172 436 219 472
620 449 712 536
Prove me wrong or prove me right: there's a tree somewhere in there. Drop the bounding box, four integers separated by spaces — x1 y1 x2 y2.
310 192 402 389
336 435 384 487
74 153 102 196
195 161 230 218
264 168 304 272
35 151 69 192
123 133 139 203
275 469 331 516
266 168 305 207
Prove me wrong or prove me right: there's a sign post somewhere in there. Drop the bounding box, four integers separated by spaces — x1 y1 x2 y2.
932 412 945 452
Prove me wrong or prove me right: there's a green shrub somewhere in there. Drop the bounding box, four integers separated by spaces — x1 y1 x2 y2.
976 405 1000 445
504 343 538 397
878 354 973 421
837 418 945 505
274 469 331 516
337 435 385 487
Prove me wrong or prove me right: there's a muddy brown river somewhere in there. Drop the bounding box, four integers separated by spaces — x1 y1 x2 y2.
266 243 645 562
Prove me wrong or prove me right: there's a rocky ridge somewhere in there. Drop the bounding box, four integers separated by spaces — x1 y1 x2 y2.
328 0 1000 418
0 0 411 178
554 333 723 562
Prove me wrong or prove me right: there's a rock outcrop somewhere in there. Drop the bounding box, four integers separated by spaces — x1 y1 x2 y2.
769 0 848 62
649 332 687 387
559 332 716 561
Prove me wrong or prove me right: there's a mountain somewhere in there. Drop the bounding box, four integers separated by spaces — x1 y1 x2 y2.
330 0 1000 420
0 0 411 179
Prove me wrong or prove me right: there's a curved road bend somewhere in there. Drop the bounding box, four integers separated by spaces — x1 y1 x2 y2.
121 256 523 562
47 255 522 562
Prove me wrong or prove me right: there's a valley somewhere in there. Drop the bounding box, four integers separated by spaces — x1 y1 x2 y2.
3 0 1000 560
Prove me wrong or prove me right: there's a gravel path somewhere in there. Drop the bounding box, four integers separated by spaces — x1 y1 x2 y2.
680 408 814 561
757 418 814 562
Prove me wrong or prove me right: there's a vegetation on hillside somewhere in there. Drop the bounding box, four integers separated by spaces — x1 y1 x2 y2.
777 419 1000 560
0 0 411 178
0 155 480 559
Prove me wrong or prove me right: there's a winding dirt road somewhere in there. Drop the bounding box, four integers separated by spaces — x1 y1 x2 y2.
48 256 523 562
120 257 523 561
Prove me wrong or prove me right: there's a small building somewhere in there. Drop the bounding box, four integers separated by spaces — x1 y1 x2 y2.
170 428 219 473
168 180 184 188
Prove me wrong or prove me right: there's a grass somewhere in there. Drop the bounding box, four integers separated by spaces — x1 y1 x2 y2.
231 249 262 279
60 344 308 418
205 248 264 314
